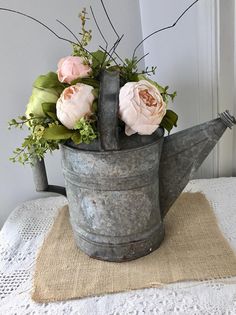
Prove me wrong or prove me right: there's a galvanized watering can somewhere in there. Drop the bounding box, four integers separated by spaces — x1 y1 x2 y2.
32 71 236 262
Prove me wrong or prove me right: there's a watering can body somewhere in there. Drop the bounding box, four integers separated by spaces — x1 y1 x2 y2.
61 131 165 262
32 71 236 262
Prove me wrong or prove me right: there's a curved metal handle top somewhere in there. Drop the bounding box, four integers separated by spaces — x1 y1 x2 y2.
98 70 120 151
218 110 236 128
31 158 66 196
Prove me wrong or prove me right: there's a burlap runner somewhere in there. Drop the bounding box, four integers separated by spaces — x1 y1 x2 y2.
32 193 236 302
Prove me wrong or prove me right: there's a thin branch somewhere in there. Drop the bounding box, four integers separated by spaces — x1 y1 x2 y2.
106 34 125 66
99 34 125 66
132 0 199 60
0 8 77 46
98 44 125 65
99 45 119 66
100 0 120 39
90 5 108 50
134 52 150 67
90 5 109 67
99 0 124 64
114 51 125 64
108 34 124 56
56 19 98 61
0 8 100 62
56 19 80 43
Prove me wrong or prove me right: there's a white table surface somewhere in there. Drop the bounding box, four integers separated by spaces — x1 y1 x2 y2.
0 178 236 315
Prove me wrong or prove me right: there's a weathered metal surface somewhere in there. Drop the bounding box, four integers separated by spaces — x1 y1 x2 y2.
61 137 165 262
31 70 236 262
32 158 48 192
159 112 236 218
31 158 66 196
98 70 120 151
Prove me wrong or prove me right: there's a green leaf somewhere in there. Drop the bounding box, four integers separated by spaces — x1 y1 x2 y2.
107 65 120 72
41 102 56 115
92 88 99 99
91 50 107 68
47 112 58 120
160 110 178 133
42 125 74 140
170 91 177 101
33 72 65 91
73 117 97 144
71 133 82 144
92 100 98 112
137 74 165 93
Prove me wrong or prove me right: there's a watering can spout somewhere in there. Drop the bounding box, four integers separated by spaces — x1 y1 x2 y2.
159 111 236 218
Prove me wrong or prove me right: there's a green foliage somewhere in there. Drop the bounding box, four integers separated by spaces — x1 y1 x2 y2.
8 114 61 164
33 72 65 93
92 100 98 113
137 74 164 92
71 133 82 144
41 102 57 120
89 50 111 78
142 66 157 76
9 112 98 164
119 58 138 84
25 87 59 118
73 8 92 61
91 50 108 69
160 110 178 133
74 117 97 144
42 125 74 140
9 6 179 165
41 102 56 114
161 87 177 104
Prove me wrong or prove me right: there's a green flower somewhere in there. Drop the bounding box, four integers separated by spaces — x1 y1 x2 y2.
25 87 60 118
33 125 45 140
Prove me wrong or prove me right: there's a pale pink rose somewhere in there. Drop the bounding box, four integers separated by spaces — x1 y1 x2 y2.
57 56 92 84
119 80 167 136
56 83 94 129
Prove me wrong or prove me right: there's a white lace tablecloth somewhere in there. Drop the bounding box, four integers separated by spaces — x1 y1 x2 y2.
0 178 236 315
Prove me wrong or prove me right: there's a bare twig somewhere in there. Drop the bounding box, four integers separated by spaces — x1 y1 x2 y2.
108 34 124 55
0 7 100 62
134 52 150 67
56 19 80 43
113 51 125 64
90 5 108 50
98 0 126 66
90 5 108 66
100 0 119 39
56 19 99 61
99 45 119 66
0 8 77 45
99 35 125 66
132 0 199 60
108 34 125 63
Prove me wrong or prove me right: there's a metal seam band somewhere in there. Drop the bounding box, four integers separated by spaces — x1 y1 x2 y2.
219 110 236 129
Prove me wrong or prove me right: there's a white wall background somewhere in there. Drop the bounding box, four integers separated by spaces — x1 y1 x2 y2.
0 0 235 227
218 0 236 176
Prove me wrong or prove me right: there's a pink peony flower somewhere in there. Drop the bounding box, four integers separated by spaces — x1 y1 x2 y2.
119 80 166 136
57 56 92 84
56 83 94 129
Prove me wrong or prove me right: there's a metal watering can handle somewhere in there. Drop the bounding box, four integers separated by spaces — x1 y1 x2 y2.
31 158 66 196
31 70 120 195
98 70 120 151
